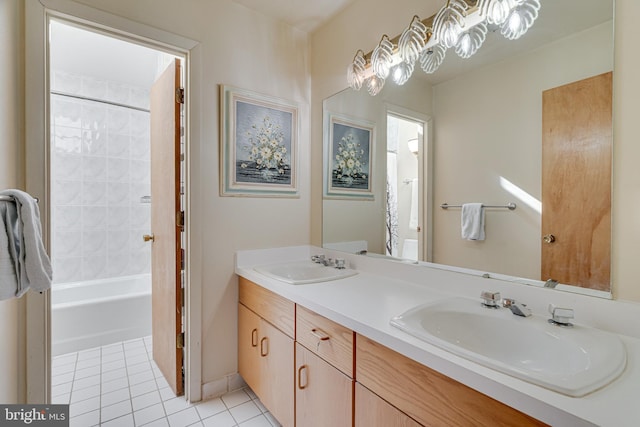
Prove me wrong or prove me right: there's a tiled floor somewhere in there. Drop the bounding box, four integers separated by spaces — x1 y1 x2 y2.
51 336 281 427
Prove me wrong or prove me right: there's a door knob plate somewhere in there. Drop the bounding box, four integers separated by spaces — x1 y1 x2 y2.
143 234 155 242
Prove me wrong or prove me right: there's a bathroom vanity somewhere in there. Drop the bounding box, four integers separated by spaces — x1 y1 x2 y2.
236 246 640 427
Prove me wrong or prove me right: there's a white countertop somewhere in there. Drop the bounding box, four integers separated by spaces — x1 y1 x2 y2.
235 245 640 427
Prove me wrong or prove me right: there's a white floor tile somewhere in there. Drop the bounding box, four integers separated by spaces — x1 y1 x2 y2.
129 369 155 385
133 402 166 426
101 413 135 427
77 348 100 361
52 371 74 386
100 399 132 422
102 367 127 383
167 407 200 427
229 401 261 425
195 397 226 419
163 396 194 416
102 359 126 372
264 411 281 427
127 360 152 375
132 390 161 411
69 409 99 427
69 395 100 418
159 386 178 402
187 422 204 427
53 353 77 367
130 379 159 398
75 357 101 370
52 361 77 375
102 343 124 354
126 353 149 366
221 389 251 409
143 417 170 427
70 384 101 403
51 381 73 398
72 374 101 391
201 410 236 427
101 376 129 394
101 387 131 407
155 374 171 390
52 393 70 405
74 365 101 380
102 351 125 363
239 415 273 427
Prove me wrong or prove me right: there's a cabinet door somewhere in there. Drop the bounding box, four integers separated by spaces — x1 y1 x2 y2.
260 319 295 427
238 303 261 392
355 383 422 427
296 343 353 427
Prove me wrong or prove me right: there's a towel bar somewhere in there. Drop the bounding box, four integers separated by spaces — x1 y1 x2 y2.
440 202 516 210
0 195 39 203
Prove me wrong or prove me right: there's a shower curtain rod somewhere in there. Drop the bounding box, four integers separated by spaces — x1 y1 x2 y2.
51 90 151 113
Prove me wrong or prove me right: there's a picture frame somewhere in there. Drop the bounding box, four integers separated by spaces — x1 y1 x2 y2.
220 85 299 197
323 113 375 199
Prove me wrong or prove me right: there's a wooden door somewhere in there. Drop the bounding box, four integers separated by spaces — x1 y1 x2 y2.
295 343 353 427
150 58 184 395
237 304 261 391
259 321 295 427
541 72 612 291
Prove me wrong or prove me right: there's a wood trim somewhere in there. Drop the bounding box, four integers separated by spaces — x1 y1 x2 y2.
238 278 295 338
355 334 547 427
296 305 354 377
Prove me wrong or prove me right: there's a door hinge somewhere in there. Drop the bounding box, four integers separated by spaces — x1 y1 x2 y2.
177 332 184 349
176 210 185 227
176 87 185 104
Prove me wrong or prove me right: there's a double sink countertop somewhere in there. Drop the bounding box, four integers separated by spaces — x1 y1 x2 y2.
235 245 640 427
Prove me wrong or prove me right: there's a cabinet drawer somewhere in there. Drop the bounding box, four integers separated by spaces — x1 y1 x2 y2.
355 383 422 427
355 334 547 427
239 277 295 338
296 305 354 377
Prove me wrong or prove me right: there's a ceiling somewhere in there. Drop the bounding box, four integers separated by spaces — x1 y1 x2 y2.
232 0 356 33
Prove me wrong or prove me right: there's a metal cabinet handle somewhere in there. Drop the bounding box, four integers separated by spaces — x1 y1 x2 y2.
543 234 556 244
297 365 308 389
260 337 268 357
251 328 258 347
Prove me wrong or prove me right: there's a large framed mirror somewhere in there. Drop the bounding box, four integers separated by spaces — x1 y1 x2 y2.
322 0 614 296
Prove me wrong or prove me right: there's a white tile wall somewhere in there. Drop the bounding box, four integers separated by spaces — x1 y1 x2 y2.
50 70 152 284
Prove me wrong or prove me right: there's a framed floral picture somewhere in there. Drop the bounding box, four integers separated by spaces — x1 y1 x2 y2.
324 113 375 199
220 85 298 197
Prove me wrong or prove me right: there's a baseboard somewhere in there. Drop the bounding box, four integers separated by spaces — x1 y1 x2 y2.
201 372 247 401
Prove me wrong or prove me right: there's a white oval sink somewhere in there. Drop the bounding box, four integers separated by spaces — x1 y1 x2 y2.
254 260 358 284
390 298 626 397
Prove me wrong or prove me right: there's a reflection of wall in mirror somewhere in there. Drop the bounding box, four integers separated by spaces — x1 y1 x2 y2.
432 21 613 286
323 77 432 254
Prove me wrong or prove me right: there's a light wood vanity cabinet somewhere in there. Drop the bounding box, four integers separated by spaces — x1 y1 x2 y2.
356 334 548 427
238 278 295 427
295 306 354 427
238 277 547 427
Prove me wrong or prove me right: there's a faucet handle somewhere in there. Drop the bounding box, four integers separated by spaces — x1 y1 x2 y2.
548 304 574 326
311 254 325 263
480 291 501 308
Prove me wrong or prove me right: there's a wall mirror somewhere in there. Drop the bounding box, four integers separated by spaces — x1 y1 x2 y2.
322 0 614 297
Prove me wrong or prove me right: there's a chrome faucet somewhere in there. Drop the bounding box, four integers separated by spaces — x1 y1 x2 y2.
502 298 532 317
480 291 501 309
311 254 346 269
548 304 574 327
544 279 559 288
311 254 326 264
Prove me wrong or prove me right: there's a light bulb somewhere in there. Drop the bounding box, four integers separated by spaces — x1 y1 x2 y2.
367 75 385 96
392 61 415 86
454 23 487 59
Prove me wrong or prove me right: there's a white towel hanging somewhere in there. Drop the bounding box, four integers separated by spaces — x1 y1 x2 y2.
461 203 485 241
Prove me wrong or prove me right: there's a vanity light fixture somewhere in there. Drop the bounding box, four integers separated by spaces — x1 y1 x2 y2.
347 0 541 94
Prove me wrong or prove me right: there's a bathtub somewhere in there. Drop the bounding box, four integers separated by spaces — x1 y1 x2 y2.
51 274 152 356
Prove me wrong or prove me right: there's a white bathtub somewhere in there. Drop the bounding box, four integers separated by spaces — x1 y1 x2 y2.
51 274 151 356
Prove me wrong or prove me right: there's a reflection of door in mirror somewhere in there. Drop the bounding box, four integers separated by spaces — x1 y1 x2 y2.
386 114 423 261
541 72 612 291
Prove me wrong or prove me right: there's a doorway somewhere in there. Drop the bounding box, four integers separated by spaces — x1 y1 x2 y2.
386 113 427 261
48 18 188 420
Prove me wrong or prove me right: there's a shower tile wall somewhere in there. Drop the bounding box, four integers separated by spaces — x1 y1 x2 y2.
50 70 152 284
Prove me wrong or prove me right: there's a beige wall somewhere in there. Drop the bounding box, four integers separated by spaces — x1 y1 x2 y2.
432 21 612 278
311 0 640 302
18 0 311 392
0 0 26 404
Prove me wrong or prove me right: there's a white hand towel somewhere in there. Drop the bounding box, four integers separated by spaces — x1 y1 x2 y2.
409 178 419 230
461 203 485 241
